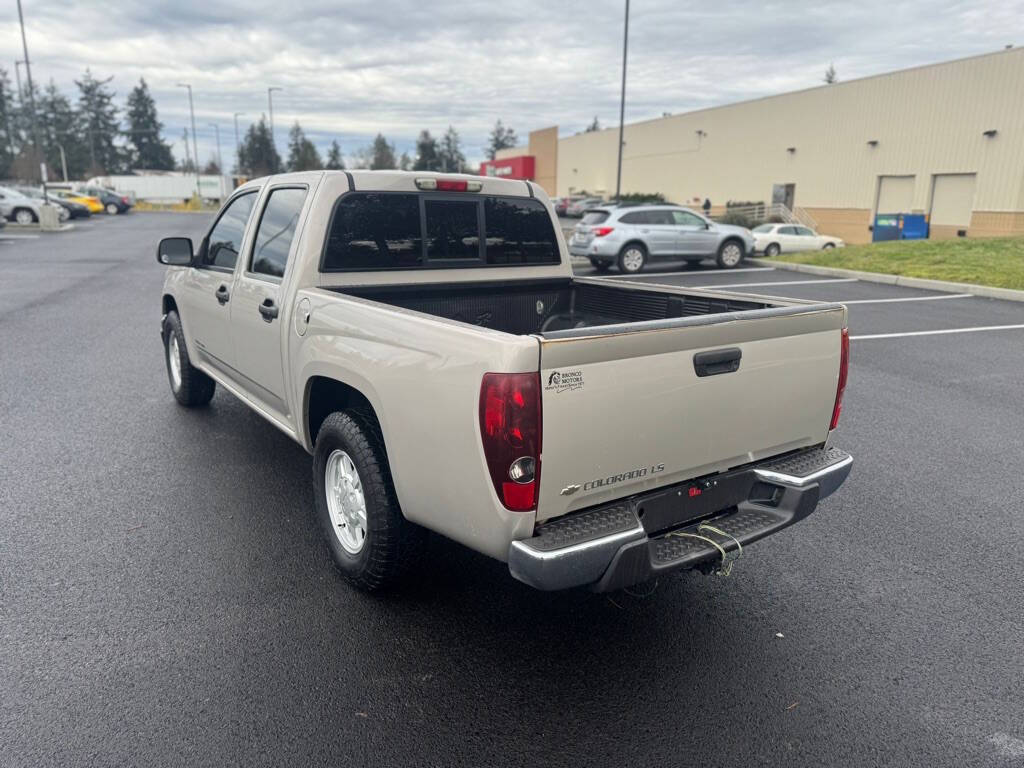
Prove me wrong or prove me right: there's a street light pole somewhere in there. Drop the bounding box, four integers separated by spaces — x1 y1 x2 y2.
56 143 68 181
233 112 245 173
176 83 201 199
614 0 630 203
14 60 24 102
267 86 282 155
16 2 43 188
208 123 223 174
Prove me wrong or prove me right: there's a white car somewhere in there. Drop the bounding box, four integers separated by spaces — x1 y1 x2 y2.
0 185 67 224
752 223 844 256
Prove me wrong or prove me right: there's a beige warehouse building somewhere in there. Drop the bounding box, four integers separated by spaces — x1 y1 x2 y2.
506 48 1024 244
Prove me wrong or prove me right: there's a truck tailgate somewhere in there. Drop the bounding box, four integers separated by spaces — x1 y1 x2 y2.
535 304 846 521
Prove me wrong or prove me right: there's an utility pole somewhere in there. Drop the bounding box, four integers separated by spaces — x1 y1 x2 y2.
14 61 24 102
16 2 43 188
176 83 201 199
267 86 282 155
233 112 245 174
614 0 630 203
208 123 223 173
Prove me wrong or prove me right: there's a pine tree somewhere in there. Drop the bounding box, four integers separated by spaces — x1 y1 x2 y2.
0 69 17 178
38 80 87 180
286 121 323 171
398 151 411 171
412 129 439 171
585 116 601 132
370 133 396 170
824 64 838 84
325 139 345 170
237 116 281 177
438 125 465 172
125 78 174 170
203 158 221 174
76 69 124 175
486 119 517 160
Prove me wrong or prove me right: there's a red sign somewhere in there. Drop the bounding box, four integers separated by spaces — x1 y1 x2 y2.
479 155 536 180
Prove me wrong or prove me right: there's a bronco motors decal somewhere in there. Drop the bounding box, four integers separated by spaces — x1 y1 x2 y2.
544 369 584 393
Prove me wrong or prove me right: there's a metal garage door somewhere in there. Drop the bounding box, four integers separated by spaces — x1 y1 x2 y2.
876 175 915 214
930 174 977 226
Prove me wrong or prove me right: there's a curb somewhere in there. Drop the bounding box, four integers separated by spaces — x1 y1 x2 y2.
749 258 1024 303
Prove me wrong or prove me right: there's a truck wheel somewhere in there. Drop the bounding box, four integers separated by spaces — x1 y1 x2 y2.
716 239 745 269
590 259 611 272
162 310 216 407
618 244 647 274
313 410 425 591
764 242 780 258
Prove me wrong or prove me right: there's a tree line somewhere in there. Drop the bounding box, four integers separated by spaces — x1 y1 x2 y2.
0 68 176 180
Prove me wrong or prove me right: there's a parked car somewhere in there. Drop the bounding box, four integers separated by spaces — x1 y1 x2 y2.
76 185 131 214
155 170 851 594
51 188 104 214
553 195 584 216
569 204 755 272
752 223 844 256
0 185 67 224
16 187 90 219
565 196 605 217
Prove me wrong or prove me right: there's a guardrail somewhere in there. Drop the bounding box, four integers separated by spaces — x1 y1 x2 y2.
712 203 818 229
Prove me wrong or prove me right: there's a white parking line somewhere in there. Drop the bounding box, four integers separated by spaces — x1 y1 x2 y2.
853 324 1024 340
702 278 859 290
838 293 974 305
0 233 41 240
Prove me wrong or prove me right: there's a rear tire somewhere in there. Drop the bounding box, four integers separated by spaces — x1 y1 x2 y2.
716 239 745 269
617 243 647 274
105 202 120 215
162 310 215 407
13 208 36 225
313 410 425 591
764 242 781 258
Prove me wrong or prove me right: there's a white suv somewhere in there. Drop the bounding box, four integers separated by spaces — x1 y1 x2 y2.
568 204 755 273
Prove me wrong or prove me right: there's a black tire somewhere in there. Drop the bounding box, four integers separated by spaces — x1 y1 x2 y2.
764 242 781 258
617 243 647 274
822 242 836 250
716 239 745 269
13 208 37 225
313 410 425 591
590 259 611 272
161 310 216 407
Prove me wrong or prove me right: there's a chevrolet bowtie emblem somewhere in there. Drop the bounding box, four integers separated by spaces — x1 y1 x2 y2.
560 484 581 496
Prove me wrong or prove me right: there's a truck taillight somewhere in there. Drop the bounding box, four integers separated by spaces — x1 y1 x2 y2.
479 372 541 511
830 328 850 430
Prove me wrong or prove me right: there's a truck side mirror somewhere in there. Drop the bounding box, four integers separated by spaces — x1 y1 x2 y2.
157 237 194 266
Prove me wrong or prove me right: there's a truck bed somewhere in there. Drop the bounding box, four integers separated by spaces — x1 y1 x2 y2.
333 277 775 336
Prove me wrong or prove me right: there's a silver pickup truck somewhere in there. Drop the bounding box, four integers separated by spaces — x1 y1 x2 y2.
157 171 851 593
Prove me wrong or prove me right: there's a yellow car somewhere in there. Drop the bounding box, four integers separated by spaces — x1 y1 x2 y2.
52 189 104 214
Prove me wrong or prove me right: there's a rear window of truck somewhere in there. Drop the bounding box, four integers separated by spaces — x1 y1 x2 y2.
321 193 560 271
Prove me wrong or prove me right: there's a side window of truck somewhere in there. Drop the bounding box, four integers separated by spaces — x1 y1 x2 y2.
250 187 308 279
323 193 423 270
200 192 257 270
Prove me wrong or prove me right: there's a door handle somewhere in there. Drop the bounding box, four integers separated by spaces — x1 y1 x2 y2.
258 298 279 322
694 347 742 377
215 284 230 304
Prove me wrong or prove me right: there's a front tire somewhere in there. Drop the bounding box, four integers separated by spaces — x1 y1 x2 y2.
618 243 647 274
716 239 745 269
162 310 215 407
764 242 781 258
822 242 836 250
14 208 36 225
313 411 424 591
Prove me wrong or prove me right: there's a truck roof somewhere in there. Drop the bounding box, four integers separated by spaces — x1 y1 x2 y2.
237 170 540 199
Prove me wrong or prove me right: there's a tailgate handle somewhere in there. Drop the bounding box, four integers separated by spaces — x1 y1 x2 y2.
694 347 742 377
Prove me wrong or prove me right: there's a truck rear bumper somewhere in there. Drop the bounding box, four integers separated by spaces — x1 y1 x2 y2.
508 446 851 592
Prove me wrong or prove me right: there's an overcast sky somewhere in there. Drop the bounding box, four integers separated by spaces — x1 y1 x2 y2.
1 0 1021 169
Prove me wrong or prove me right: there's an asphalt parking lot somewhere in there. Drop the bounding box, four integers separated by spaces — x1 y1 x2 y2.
2 212 1023 767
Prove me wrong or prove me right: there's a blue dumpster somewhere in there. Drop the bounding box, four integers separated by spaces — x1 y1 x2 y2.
872 213 930 242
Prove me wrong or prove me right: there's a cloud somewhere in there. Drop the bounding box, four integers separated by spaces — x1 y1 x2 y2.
1 0 1019 168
